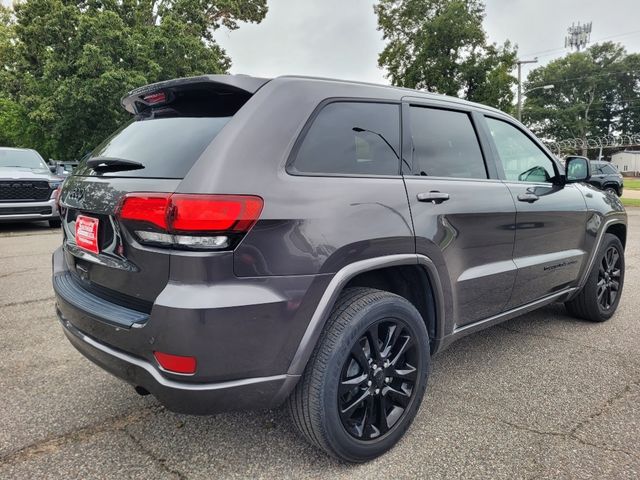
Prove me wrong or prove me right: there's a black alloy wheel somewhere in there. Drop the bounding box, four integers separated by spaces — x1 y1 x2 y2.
288 287 430 462
565 233 625 322
338 319 419 440
597 245 622 311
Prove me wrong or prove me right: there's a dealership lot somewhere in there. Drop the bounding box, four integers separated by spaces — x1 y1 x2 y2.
0 212 638 479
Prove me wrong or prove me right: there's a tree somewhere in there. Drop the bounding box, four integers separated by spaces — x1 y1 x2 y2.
0 0 267 160
523 42 640 151
375 0 517 111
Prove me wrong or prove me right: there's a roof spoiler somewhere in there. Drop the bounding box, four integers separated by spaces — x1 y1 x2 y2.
121 75 270 115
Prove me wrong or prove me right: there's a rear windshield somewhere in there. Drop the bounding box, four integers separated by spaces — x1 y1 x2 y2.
0 149 47 169
75 117 231 178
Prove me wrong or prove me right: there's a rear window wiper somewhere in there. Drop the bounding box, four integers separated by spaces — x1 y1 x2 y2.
86 156 145 172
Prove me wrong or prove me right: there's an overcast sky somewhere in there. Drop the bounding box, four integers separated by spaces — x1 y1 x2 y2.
3 0 640 83
214 0 640 83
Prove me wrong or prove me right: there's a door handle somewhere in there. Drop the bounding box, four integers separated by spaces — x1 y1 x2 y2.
517 192 539 203
417 191 450 204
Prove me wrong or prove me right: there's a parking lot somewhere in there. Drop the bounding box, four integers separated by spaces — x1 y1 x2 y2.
0 211 638 479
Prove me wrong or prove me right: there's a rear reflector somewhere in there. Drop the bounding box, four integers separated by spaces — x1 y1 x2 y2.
153 351 197 374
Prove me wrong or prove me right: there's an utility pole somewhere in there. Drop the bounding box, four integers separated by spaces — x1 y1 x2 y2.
517 58 538 122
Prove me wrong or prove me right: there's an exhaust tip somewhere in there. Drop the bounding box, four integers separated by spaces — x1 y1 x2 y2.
134 386 150 396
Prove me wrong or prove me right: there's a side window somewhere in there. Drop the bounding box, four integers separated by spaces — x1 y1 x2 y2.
603 164 618 174
409 106 487 179
486 117 557 183
291 102 401 176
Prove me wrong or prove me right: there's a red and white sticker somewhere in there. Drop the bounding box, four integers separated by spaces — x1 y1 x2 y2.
75 215 100 254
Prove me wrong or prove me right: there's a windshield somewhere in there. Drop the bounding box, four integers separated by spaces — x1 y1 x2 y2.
75 117 232 178
0 149 47 169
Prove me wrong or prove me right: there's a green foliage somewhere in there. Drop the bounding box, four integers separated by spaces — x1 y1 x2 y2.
375 0 517 111
621 197 640 208
624 178 640 190
0 0 267 160
523 42 640 144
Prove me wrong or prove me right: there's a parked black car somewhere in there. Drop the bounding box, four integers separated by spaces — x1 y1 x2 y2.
53 75 627 462
566 156 624 196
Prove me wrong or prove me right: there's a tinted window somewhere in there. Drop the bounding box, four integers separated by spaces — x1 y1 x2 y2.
292 102 401 175
591 162 608 175
487 118 556 183
409 107 486 179
592 162 618 175
75 117 231 178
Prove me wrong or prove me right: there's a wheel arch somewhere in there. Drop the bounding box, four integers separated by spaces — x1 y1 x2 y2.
606 222 626 248
572 218 627 297
344 264 438 351
286 254 445 377
602 182 621 194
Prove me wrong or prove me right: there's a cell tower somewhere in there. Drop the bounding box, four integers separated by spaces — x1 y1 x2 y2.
565 22 592 51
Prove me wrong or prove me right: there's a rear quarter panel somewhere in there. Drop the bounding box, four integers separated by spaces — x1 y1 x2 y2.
179 78 415 276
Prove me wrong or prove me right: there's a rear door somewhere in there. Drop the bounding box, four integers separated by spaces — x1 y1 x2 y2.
59 78 262 311
401 101 517 328
482 116 588 309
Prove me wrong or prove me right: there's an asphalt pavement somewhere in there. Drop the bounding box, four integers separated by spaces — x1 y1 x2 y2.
0 212 638 479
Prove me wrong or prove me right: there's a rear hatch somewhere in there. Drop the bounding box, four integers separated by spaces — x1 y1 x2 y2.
59 75 268 312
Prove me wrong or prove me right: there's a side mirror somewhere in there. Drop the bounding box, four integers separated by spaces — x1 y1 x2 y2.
565 156 591 183
49 165 57 173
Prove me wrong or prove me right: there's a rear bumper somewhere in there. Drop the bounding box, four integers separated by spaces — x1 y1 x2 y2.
51 246 326 414
0 198 59 221
57 310 297 414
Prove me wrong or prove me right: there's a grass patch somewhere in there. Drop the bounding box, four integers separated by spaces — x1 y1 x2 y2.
622 197 640 207
624 178 640 190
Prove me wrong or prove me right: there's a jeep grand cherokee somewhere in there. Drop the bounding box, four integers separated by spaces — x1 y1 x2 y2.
52 75 627 462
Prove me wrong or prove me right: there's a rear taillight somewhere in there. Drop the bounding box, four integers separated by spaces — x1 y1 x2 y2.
118 193 263 250
119 193 171 229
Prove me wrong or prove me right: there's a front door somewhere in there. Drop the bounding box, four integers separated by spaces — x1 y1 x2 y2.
482 116 588 309
402 102 517 328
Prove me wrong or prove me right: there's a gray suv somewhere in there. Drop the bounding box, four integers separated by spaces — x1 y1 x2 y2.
52 75 627 462
1 147 62 227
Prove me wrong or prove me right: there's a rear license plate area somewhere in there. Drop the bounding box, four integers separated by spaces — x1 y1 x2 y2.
75 215 100 254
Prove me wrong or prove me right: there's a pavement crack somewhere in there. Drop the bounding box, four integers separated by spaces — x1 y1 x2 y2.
493 412 637 457
124 427 187 480
0 267 40 279
436 386 639 458
0 297 54 308
569 378 640 437
0 406 160 467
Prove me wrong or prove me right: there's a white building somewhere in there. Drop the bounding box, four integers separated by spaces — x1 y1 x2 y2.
611 150 640 175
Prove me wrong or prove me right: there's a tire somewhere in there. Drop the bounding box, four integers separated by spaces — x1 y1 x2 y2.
604 187 618 197
48 219 62 228
565 233 625 322
288 287 430 462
